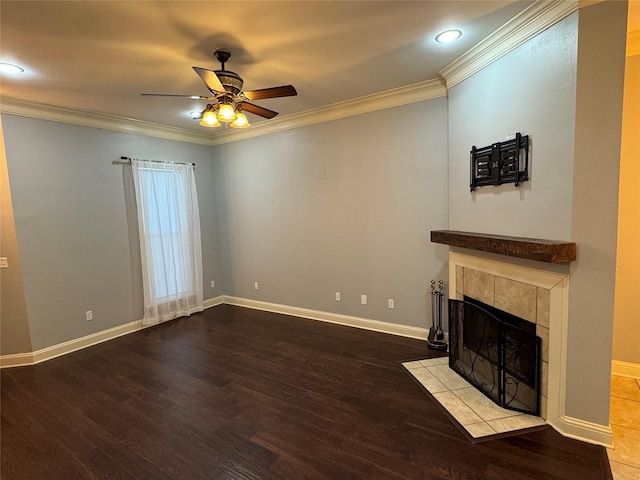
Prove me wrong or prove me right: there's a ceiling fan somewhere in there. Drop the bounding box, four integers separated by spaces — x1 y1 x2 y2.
141 48 297 128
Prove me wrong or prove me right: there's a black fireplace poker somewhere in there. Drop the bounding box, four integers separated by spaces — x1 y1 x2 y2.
428 280 447 351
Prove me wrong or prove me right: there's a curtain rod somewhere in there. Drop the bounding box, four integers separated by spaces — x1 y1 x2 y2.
119 156 196 167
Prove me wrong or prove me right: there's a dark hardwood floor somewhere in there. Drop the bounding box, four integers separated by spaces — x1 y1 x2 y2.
1 305 611 479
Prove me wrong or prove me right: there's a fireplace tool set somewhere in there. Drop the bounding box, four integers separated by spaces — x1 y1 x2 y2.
428 280 447 351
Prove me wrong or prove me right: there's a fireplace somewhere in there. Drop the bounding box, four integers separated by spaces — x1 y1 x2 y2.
449 296 541 416
446 250 570 422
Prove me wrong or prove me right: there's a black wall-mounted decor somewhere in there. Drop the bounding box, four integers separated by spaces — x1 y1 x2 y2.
470 133 529 192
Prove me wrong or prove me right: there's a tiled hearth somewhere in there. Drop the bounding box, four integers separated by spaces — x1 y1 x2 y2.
403 357 546 441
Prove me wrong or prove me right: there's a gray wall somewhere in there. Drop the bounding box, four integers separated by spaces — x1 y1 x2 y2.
2 115 223 351
448 5 628 427
213 98 449 328
566 1 627 425
448 13 577 240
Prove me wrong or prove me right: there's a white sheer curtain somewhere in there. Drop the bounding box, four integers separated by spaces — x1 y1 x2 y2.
131 159 203 325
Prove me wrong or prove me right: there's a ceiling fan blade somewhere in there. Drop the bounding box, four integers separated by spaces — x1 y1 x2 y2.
193 66 225 93
141 93 211 99
243 85 297 101
240 102 279 119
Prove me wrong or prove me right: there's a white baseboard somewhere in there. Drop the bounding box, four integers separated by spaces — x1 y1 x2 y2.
0 296 225 368
0 319 147 368
0 352 35 369
203 295 226 309
611 360 640 379
548 415 613 448
222 296 429 340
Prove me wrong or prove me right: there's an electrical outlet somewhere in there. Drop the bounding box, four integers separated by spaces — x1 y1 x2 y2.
210 280 215 288
360 294 367 305
388 299 395 309
85 310 93 321
254 282 259 290
0 257 8 269
335 292 341 301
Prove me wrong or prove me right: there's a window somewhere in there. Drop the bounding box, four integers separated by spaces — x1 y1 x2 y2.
131 160 203 325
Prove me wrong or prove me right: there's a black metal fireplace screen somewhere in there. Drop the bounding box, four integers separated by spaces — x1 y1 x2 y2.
449 298 541 416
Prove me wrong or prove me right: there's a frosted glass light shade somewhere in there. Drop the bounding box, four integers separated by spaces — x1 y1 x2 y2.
200 109 220 127
231 112 250 129
217 103 237 122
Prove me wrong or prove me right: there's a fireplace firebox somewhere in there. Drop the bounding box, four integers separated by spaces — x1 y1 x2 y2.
449 296 541 416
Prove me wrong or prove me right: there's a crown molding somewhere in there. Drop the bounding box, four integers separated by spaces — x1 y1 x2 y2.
1 78 446 147
0 96 217 146
440 0 578 89
209 78 447 145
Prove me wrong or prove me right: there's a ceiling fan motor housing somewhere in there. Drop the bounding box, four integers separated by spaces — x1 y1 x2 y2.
214 70 243 95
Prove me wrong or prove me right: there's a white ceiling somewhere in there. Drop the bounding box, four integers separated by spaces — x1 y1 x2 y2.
0 0 582 135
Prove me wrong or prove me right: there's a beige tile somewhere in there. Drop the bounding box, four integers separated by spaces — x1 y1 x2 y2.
536 287 550 328
608 460 640 480
610 397 640 430
609 424 640 469
456 265 464 295
428 364 471 391
540 394 547 420
411 368 449 394
611 376 640 402
537 325 549 362
451 387 521 422
541 361 549 397
432 391 483 425
419 357 448 367
463 268 495 306
402 361 423 371
486 414 546 433
408 361 547 440
494 277 537 323
465 421 497 438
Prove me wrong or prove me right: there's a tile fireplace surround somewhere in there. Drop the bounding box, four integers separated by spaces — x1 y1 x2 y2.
447 250 569 431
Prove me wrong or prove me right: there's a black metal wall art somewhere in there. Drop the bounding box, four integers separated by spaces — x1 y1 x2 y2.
470 133 529 192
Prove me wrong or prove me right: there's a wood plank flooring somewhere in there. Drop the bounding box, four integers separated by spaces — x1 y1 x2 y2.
1 305 612 479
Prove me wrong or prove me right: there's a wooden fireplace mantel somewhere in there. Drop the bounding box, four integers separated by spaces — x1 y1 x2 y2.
430 230 576 264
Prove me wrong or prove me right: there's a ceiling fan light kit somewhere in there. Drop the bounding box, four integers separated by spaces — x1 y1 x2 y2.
199 105 220 127
231 111 251 129
217 102 237 122
141 48 297 130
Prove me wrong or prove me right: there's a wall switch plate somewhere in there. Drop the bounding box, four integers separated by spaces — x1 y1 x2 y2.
0 257 7 269
360 294 367 305
254 282 259 290
335 292 341 301
388 299 395 309
85 310 93 321
210 280 215 288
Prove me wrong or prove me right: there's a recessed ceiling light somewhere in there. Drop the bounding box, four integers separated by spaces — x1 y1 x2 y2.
0 63 25 74
189 111 202 119
435 30 462 43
